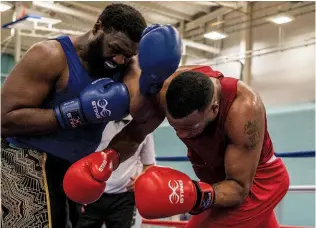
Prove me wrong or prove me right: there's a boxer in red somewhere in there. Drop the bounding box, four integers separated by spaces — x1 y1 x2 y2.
134 65 290 228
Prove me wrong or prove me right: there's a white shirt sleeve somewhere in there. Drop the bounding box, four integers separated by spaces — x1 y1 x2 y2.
96 121 124 151
140 134 156 165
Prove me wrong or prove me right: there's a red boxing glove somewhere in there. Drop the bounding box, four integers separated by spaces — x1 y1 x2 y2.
135 166 215 219
63 148 119 204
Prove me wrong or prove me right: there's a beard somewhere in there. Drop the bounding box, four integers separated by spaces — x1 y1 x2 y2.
83 35 126 79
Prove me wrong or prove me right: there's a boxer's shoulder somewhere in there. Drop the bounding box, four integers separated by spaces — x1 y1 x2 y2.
23 40 67 77
29 40 66 63
7 40 67 86
234 81 263 108
225 81 265 134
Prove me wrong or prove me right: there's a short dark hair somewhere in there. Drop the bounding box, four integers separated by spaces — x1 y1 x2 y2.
98 3 147 42
166 71 214 119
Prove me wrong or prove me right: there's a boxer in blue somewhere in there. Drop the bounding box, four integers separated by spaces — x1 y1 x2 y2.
1 3 182 228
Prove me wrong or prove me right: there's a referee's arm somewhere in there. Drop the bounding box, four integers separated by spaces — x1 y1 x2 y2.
126 134 156 191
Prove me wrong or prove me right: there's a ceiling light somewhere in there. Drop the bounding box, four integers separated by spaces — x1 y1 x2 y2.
267 15 294 25
203 31 227 40
0 2 12 12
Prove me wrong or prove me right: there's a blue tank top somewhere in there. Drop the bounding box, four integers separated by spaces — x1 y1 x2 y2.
7 36 108 162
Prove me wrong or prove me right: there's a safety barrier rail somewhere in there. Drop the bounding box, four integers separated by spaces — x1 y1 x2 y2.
275 185 315 225
287 185 316 192
142 219 315 228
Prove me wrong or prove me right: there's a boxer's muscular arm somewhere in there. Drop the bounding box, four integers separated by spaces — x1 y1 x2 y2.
107 57 165 163
108 109 165 163
212 91 265 207
1 41 65 137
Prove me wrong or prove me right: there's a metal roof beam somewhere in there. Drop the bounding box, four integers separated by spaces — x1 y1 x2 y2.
183 39 220 54
33 2 97 23
185 7 233 31
133 2 192 21
179 2 211 14
63 1 103 14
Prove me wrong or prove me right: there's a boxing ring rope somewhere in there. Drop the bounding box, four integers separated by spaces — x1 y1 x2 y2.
155 151 316 162
141 152 316 228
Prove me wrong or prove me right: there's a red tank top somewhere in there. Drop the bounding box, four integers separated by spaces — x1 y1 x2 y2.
180 66 274 184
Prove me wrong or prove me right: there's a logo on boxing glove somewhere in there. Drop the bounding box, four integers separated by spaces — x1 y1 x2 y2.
98 158 108 172
92 99 111 119
168 180 184 204
200 192 213 209
67 112 83 128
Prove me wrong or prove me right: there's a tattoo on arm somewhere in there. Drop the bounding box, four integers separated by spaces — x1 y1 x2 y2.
243 120 260 150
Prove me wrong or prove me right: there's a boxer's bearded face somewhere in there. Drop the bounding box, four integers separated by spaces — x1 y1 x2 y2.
85 31 138 78
167 102 219 139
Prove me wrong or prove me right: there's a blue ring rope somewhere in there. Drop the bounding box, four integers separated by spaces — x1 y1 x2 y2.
156 151 315 162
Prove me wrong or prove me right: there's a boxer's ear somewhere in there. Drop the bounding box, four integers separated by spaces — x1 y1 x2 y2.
210 101 219 115
92 21 102 35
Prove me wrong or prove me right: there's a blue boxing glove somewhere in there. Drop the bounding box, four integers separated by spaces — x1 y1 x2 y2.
54 78 129 129
139 24 182 96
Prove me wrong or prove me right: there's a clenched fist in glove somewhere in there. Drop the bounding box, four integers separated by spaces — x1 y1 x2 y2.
63 148 119 204
138 24 182 96
134 166 215 219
